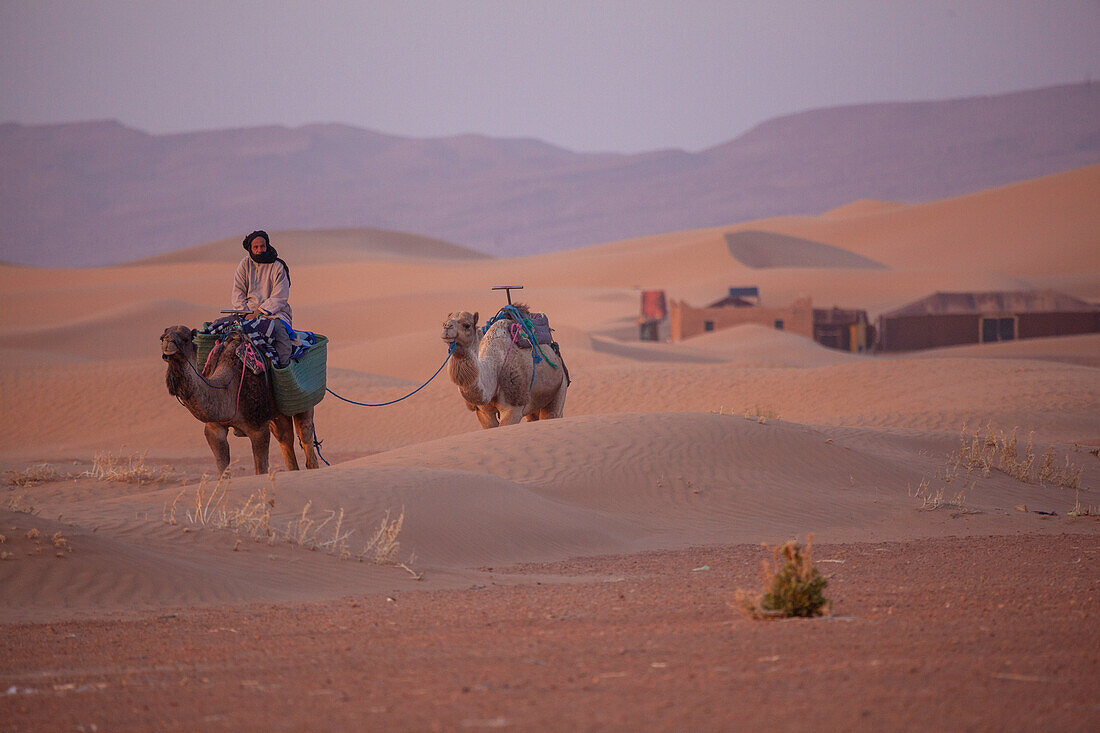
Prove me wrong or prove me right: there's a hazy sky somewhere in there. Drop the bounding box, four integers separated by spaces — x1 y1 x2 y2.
2 1 1097 153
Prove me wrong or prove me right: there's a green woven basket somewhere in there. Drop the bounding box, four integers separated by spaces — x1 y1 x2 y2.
271 335 327 415
194 331 218 370
193 330 327 415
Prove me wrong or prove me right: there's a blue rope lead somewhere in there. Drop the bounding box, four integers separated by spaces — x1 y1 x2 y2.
312 433 331 466
323 343 455 408
299 431 331 467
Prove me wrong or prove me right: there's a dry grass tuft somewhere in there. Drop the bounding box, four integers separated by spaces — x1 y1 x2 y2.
284 500 317 547
735 534 829 619
226 484 276 542
943 423 1082 490
996 427 1036 483
5 493 40 515
359 508 405 565
1037 447 1083 490
283 501 356 556
163 488 186 526
914 423 1086 511
86 451 175 485
51 531 71 554
165 472 276 542
908 478 970 513
1067 490 1097 518
161 473 416 571
5 463 61 487
743 404 779 424
184 473 230 526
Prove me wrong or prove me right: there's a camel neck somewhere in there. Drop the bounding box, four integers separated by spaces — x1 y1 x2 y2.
449 328 507 406
449 346 478 389
167 354 235 424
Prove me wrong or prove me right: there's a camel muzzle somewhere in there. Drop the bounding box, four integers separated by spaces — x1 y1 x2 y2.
161 336 184 360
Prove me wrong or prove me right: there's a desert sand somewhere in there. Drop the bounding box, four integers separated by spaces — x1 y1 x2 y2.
2 166 1098 730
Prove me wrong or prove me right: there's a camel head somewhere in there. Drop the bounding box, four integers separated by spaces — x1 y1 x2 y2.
161 325 198 362
442 311 479 350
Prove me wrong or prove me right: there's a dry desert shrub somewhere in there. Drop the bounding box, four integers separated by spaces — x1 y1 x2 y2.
735 534 829 619
86 451 175 485
5 463 61 487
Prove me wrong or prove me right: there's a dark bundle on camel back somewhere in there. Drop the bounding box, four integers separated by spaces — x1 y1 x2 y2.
161 325 319 475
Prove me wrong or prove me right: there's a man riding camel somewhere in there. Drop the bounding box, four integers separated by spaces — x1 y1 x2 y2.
228 230 294 367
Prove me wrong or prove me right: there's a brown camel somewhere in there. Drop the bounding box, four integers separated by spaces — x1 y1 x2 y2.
161 325 319 475
441 308 568 428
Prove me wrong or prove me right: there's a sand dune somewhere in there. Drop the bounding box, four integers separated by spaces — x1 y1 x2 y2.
820 199 907 218
723 230 887 269
1 166 1098 624
911 332 1100 368
4 409 1096 622
756 164 1100 277
134 227 489 265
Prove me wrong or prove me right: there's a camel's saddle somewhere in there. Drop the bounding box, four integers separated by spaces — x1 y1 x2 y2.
483 305 568 380
483 305 553 347
194 324 328 415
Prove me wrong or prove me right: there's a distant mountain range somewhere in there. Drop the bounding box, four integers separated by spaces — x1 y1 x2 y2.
2 82 1097 268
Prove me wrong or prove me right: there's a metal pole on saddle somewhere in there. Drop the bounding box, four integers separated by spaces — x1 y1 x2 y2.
219 309 253 325
491 285 523 305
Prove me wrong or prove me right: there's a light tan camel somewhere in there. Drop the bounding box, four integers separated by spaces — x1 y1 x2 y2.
441 309 568 428
161 325 319 475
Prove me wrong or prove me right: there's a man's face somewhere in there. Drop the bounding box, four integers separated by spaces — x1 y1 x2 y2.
250 237 268 256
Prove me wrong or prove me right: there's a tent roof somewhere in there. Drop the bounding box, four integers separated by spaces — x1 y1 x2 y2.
882 290 1099 318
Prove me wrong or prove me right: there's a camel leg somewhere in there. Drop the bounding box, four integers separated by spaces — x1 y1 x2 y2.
293 409 320 469
498 406 525 426
475 406 500 429
270 415 299 471
544 381 568 420
204 423 231 477
246 426 272 475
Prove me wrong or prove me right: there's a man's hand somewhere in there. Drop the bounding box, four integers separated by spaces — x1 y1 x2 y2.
247 308 263 319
